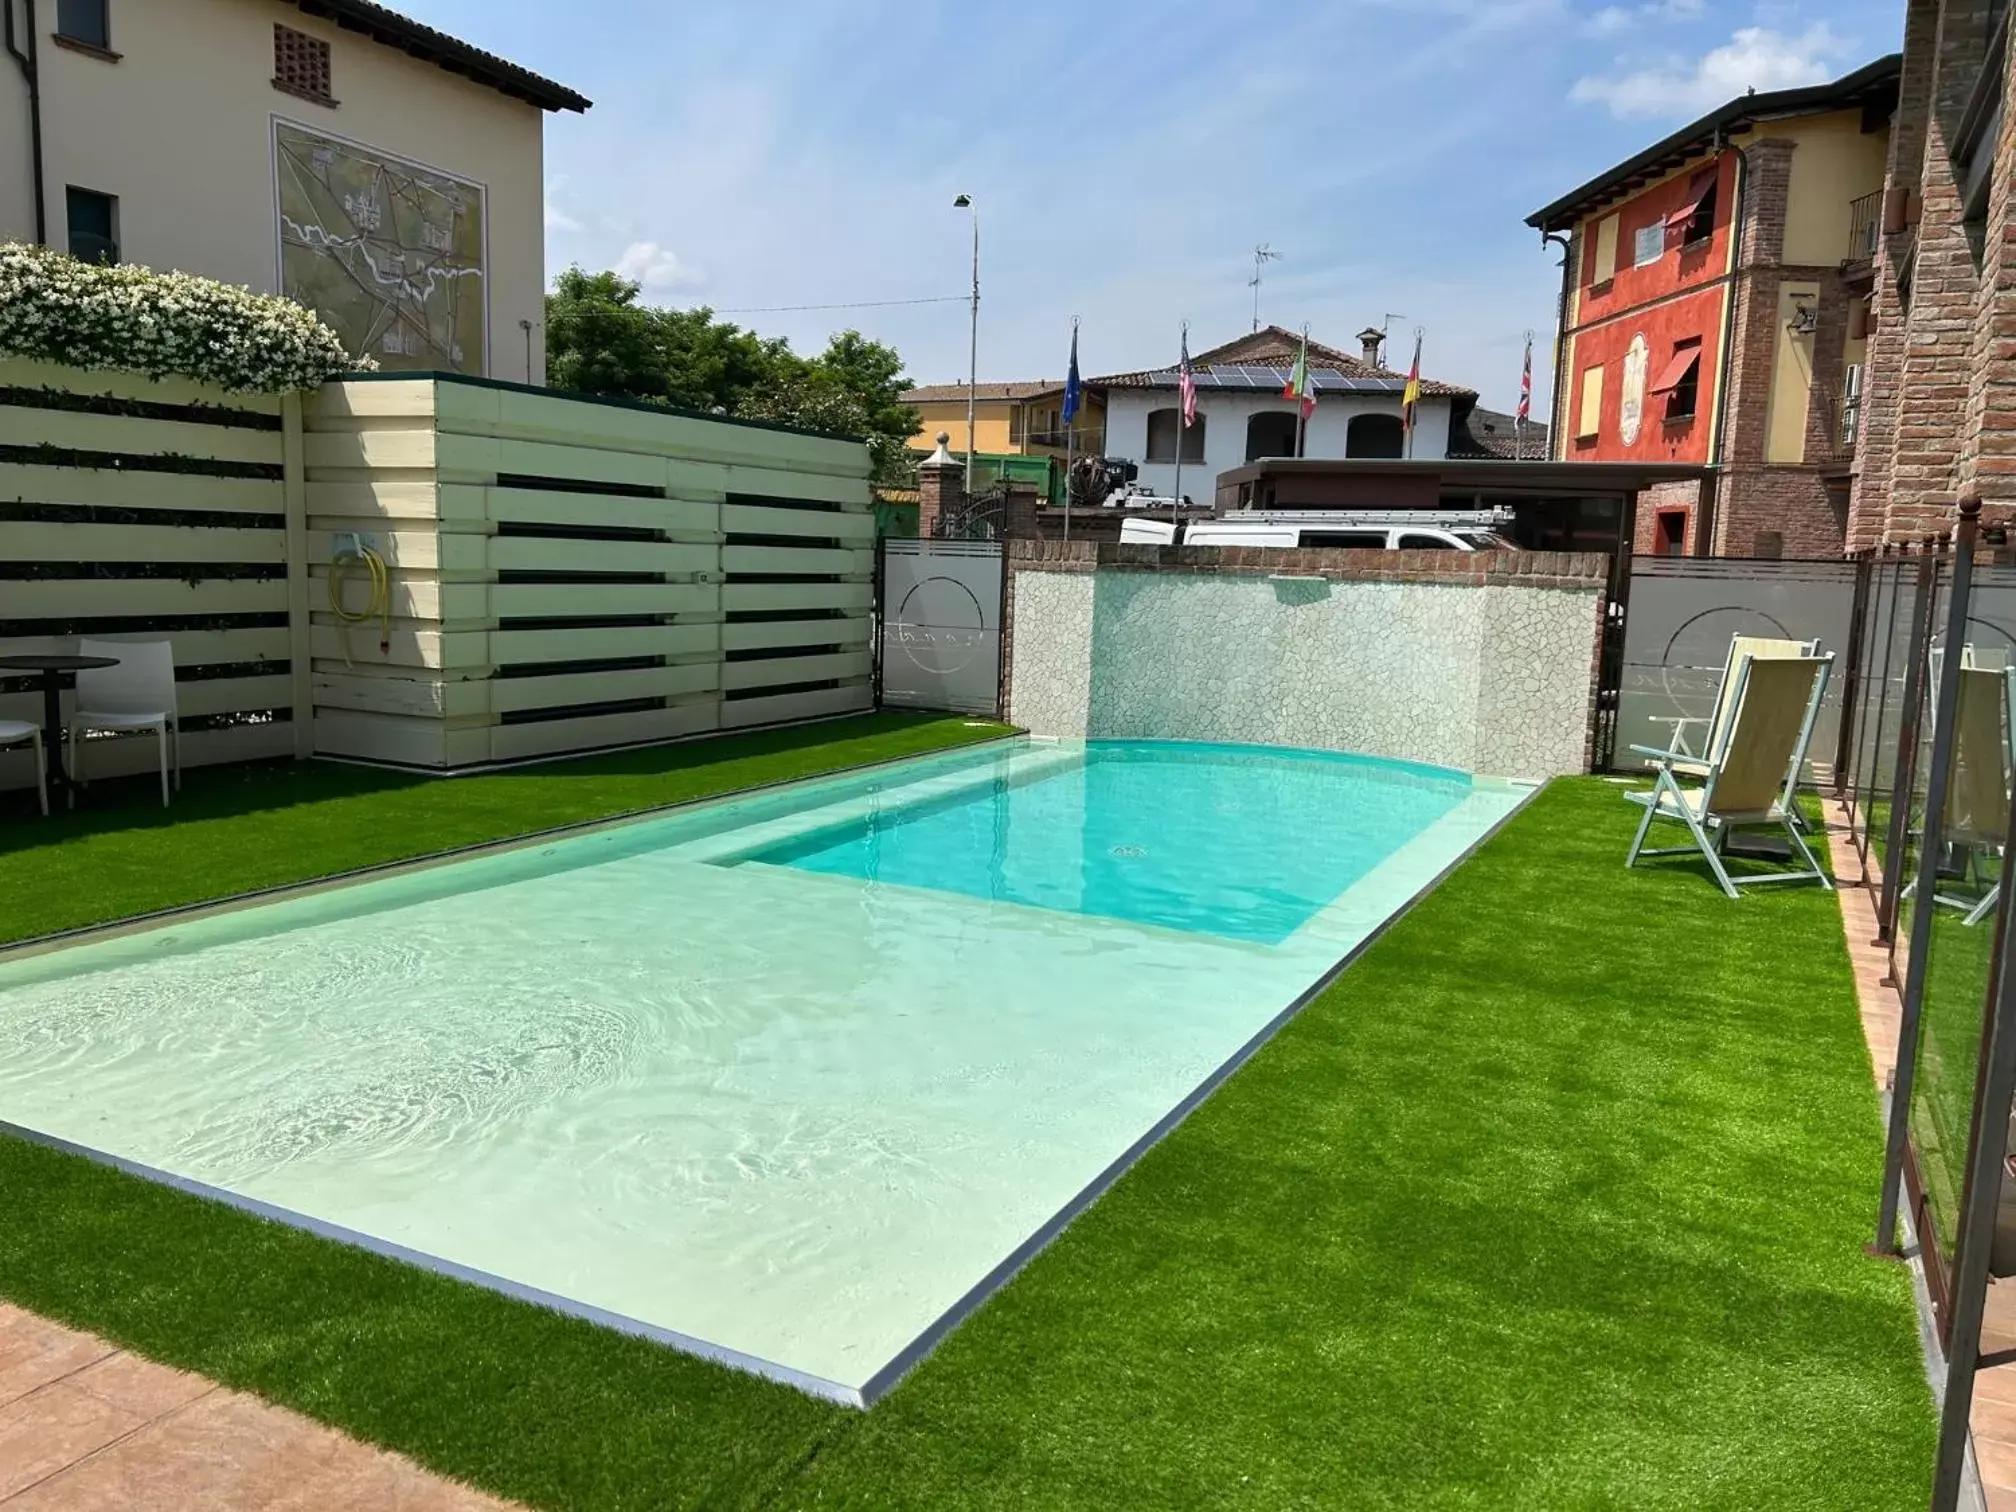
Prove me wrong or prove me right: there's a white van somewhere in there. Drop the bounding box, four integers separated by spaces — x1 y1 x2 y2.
1118 509 1511 552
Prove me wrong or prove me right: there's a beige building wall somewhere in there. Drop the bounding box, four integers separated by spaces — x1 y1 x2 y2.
0 44 29 245
4 0 549 381
1765 281 1821 463
1740 112 1889 266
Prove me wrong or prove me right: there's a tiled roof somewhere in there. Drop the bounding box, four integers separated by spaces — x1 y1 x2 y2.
900 380 1063 403
288 1 591 112
1089 327 1473 398
1449 404 1550 460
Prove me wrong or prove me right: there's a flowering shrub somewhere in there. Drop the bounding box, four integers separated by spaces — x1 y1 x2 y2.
0 243 372 392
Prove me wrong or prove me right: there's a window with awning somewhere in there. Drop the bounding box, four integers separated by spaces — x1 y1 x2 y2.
1664 167 1719 246
1651 342 1702 419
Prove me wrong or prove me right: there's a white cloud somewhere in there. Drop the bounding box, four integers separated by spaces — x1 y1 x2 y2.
1585 0 1699 36
543 176 581 234
1571 24 1847 118
613 240 701 290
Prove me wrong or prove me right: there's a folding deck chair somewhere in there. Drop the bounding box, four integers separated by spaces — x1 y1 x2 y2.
1625 653 1835 899
1649 633 1819 776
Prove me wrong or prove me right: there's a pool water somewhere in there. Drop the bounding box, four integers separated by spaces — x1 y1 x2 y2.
742 745 1472 944
0 739 1524 1402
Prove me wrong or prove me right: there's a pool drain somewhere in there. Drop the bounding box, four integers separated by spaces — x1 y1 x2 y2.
1110 844 1146 858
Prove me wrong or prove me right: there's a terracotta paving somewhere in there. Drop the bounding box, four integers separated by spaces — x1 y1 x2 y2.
1823 801 2016 1511
0 1302 516 1510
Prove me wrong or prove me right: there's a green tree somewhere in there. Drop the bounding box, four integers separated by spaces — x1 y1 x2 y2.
737 378 918 494
544 268 919 491
544 266 803 412
543 269 668 404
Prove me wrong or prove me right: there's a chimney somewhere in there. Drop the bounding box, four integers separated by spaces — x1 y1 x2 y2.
1357 327 1386 368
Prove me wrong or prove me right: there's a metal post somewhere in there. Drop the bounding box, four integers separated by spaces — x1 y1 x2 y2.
1170 322 1186 532
1852 551 1902 873
1931 623 2016 1507
1877 505 1980 1256
965 207 979 498
871 533 887 710
1833 553 1873 793
1879 550 1941 943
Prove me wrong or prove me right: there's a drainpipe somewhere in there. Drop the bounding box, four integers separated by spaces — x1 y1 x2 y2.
1542 229 1573 459
3 0 46 245
1703 135 1751 557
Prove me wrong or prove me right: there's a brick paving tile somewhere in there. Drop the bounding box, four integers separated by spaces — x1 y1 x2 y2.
0 1308 519 1509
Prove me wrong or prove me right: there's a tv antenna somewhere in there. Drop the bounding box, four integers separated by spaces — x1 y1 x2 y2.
1250 244 1282 331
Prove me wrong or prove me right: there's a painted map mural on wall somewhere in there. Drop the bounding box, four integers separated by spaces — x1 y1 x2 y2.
274 121 487 375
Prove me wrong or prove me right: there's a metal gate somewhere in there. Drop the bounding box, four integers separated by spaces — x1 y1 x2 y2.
1617 556 1860 777
878 538 1004 715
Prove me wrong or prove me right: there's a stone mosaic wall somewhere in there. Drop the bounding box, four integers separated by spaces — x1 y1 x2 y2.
1007 570 1095 738
1004 545 1604 778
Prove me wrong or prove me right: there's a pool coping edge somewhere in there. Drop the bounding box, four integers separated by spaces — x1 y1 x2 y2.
0 1117 872 1408
850 771 1551 1405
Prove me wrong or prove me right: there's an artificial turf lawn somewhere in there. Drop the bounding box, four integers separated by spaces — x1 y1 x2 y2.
0 711 1014 945
0 774 1935 1508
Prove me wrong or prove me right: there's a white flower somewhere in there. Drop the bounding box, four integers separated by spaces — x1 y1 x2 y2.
0 242 374 391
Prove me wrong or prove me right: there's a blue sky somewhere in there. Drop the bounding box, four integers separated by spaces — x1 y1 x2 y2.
396 0 1901 411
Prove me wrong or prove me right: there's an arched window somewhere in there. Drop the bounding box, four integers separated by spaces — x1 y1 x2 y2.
1245 411 1300 460
1145 407 1206 463
1346 413 1405 458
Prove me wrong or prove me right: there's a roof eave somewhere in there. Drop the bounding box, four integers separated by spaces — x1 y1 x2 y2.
1524 53 1900 233
289 0 592 112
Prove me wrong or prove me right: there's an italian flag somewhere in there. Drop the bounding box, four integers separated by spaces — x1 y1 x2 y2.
1282 329 1317 419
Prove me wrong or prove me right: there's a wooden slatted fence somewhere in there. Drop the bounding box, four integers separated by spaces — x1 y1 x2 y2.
0 361 876 790
0 359 298 791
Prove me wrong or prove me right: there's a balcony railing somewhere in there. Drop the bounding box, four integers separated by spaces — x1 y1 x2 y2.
1848 190 1882 261
1024 429 1104 451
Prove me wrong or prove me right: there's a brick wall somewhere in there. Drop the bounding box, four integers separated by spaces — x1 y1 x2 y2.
1847 7 1939 548
1635 479 1703 553
1714 468 1850 557
1848 0 2008 546
1707 135 1863 557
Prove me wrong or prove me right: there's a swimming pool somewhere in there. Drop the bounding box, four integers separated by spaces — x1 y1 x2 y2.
0 738 1527 1403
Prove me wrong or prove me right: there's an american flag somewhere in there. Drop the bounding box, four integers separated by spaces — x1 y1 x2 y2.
1517 335 1532 424
1178 326 1197 427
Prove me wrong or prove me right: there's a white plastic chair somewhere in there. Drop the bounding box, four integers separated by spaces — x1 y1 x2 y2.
70 638 179 808
0 721 47 816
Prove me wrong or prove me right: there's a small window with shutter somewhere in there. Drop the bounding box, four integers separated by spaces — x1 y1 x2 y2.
273 24 336 106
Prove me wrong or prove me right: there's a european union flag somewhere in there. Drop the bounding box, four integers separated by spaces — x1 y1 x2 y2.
1062 321 1082 424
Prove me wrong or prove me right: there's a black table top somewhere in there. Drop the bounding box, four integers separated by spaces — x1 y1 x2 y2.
0 654 122 672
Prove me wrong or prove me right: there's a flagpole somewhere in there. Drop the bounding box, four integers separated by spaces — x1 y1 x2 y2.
1295 324 1310 457
1170 321 1186 530
1063 320 1075 545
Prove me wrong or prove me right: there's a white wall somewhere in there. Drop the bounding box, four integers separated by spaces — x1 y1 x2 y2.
1008 565 1598 779
3 0 549 381
1101 388 1453 500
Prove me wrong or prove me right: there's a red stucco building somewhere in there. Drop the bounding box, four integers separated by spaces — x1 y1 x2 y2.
1528 57 1897 558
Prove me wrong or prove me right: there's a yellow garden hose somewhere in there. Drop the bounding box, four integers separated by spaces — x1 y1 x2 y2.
328 541 391 665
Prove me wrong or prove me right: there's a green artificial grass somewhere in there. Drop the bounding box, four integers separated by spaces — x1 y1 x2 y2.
0 712 1013 945
0 778 1935 1509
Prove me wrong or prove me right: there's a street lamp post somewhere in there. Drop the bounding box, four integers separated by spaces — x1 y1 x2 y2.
954 194 978 496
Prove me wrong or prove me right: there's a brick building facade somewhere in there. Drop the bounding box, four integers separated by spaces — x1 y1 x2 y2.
1529 58 1897 559
1847 0 2016 547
